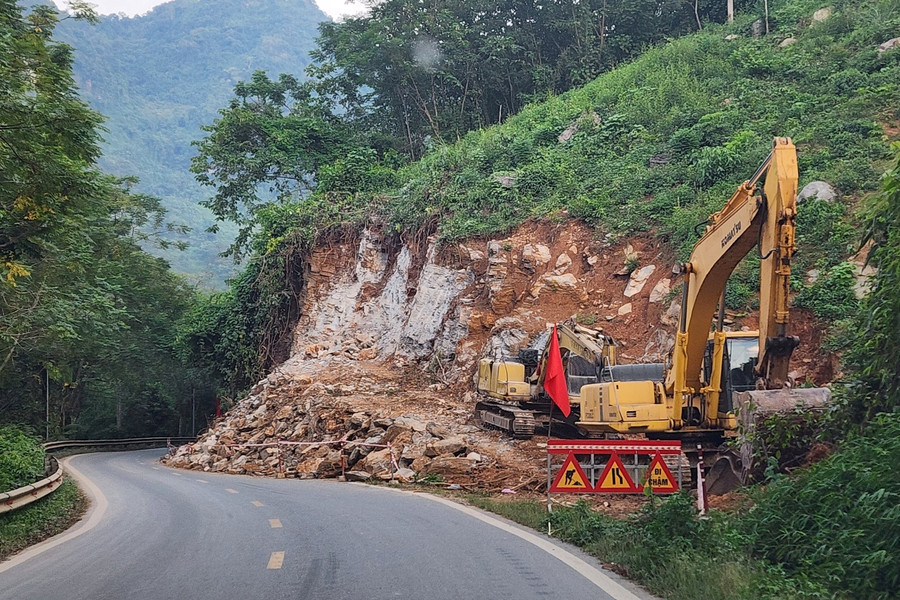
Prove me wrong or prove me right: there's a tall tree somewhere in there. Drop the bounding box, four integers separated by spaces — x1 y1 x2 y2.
1 1 211 438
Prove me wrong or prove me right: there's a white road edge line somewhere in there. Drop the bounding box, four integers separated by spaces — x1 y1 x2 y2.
0 456 108 574
419 493 647 600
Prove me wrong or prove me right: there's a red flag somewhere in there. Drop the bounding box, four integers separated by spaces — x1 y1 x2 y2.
544 325 570 417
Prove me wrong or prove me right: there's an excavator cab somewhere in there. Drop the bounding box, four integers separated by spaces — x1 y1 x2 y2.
703 333 759 415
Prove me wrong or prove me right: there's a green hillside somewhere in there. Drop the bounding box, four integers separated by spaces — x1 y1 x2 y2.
53 0 328 285
288 0 898 252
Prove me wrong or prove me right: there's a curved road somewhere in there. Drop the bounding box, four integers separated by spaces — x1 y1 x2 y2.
0 449 654 600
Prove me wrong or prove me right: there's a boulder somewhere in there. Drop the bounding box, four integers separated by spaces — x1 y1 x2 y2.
543 273 579 289
522 244 552 267
797 181 837 203
624 265 656 298
425 436 467 457
812 7 832 23
345 470 372 482
423 456 477 477
879 37 900 54
426 422 451 439
648 278 671 303
355 448 395 477
394 468 417 483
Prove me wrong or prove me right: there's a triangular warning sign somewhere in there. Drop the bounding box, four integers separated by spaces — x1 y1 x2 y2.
596 453 637 492
639 453 679 493
549 453 592 493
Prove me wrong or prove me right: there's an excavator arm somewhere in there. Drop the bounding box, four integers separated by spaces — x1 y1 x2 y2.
666 138 799 426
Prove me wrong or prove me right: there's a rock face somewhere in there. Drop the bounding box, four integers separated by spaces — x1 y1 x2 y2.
289 232 474 365
165 218 832 488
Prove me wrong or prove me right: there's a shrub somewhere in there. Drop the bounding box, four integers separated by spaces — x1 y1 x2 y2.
793 261 859 320
743 414 900 600
0 426 45 492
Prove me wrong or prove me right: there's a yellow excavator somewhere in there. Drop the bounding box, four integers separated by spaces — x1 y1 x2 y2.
475 322 620 438
477 138 830 482
576 137 829 442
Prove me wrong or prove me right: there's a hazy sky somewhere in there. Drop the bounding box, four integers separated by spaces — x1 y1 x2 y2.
52 0 368 20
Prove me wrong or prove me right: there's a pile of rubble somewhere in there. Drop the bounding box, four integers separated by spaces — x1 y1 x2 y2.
165 371 495 484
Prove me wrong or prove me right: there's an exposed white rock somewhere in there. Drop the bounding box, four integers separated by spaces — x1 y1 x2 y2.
624 265 657 298
879 37 900 54
543 273 579 289
554 253 572 271
812 7 832 22
779 37 797 47
798 181 837 203
618 303 633 316
649 278 671 303
522 244 552 266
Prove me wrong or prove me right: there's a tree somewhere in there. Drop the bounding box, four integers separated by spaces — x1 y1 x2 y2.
1 1 213 438
191 72 358 259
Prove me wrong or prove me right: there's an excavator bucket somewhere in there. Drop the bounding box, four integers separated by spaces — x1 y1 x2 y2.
704 388 832 495
740 387 832 416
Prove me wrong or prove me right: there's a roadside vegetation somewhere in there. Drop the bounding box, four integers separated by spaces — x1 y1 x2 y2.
471 415 900 600
0 427 87 560
0 1 218 440
0 479 87 561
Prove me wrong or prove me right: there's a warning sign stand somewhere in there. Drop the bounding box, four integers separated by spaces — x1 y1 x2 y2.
596 453 637 492
546 440 682 500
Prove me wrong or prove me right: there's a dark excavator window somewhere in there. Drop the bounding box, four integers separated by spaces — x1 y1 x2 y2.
566 354 599 396
704 337 759 413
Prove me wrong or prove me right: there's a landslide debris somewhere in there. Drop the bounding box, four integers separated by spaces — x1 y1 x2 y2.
165 365 546 491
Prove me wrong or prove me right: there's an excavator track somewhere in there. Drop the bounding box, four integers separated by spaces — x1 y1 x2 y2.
474 401 536 439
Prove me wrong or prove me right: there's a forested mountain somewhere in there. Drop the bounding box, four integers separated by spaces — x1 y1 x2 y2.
52 0 328 285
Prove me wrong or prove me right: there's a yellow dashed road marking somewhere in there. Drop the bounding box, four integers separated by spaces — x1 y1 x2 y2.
251 501 264 507
267 551 284 569
225 488 238 494
269 519 282 529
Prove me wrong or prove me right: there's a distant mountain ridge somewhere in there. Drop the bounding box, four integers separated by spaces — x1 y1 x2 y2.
53 0 329 285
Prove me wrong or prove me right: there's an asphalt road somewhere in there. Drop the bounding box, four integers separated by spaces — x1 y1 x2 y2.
0 449 654 600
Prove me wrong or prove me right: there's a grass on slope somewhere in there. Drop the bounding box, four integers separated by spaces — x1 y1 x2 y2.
0 478 87 561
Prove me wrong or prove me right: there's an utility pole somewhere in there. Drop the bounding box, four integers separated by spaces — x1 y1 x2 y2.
727 0 734 23
191 387 196 436
45 369 50 440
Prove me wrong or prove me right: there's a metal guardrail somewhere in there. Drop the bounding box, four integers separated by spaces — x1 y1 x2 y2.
0 437 195 515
